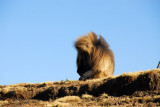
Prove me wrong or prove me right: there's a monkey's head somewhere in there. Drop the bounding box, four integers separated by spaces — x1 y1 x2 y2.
75 32 97 54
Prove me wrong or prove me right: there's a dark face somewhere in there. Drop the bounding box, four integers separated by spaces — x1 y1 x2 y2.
82 51 92 70
77 50 92 74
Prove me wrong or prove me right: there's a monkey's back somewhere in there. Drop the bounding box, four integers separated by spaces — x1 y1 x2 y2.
92 47 114 78
75 32 115 80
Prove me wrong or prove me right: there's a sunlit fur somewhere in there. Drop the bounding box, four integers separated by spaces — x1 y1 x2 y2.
75 32 115 80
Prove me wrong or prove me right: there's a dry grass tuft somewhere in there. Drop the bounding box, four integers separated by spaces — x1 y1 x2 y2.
47 96 81 107
1 86 28 94
54 96 81 103
111 69 160 81
0 100 9 106
47 102 70 107
100 93 109 98
81 94 93 100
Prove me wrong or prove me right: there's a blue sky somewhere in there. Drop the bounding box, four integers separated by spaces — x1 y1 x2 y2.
0 0 160 85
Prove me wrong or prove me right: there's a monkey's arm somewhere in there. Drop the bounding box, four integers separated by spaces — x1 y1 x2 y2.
77 54 87 77
79 70 95 80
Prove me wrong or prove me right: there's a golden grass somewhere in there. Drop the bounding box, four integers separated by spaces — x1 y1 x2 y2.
0 69 160 106
100 93 109 98
1 86 28 94
0 101 9 106
47 102 70 107
54 96 81 103
46 96 81 107
109 69 160 81
83 69 160 84
81 94 93 99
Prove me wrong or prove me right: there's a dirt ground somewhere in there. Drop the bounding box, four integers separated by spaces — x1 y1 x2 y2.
0 69 160 107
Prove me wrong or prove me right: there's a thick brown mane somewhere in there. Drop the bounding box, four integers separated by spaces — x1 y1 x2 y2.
75 32 114 80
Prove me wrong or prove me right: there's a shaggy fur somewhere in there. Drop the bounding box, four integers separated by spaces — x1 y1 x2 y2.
75 32 115 80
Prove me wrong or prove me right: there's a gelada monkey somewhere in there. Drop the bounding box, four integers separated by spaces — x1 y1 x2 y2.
75 32 114 80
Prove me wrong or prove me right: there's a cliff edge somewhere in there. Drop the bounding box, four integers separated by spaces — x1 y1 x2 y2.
0 69 160 106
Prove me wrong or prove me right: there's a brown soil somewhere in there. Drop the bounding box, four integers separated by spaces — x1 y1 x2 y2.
0 69 160 106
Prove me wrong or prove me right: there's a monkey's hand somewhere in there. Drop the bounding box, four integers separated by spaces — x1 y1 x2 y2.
79 70 94 81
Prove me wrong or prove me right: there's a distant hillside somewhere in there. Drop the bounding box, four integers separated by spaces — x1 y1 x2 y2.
0 69 160 106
